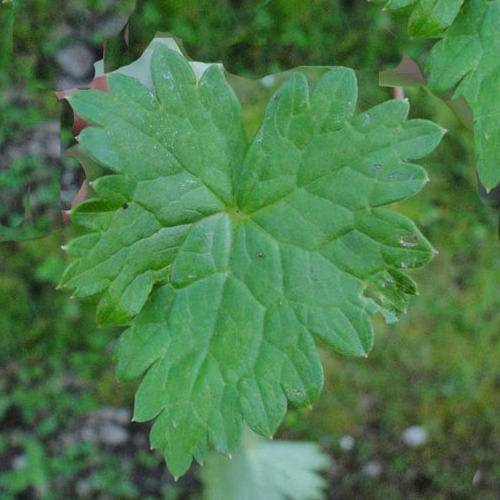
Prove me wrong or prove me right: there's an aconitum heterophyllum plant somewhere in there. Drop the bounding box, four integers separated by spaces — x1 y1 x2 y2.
61 43 444 476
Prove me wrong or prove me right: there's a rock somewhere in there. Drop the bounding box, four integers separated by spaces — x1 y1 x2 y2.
79 406 131 446
29 121 60 159
95 14 130 39
12 455 27 470
54 44 95 80
339 435 355 451
98 421 129 446
59 430 79 447
55 76 86 91
80 426 98 442
75 478 93 497
95 406 131 425
402 425 428 447
362 460 382 477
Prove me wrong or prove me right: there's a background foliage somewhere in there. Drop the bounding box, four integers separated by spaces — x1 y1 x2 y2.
1 0 499 498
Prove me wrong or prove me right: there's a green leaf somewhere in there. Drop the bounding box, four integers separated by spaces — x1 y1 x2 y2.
427 0 500 190
374 0 465 38
61 45 443 476
201 428 331 500
374 0 500 191
408 0 465 38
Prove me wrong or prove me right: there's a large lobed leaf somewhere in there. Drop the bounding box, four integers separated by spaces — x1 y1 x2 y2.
374 0 500 191
61 43 443 476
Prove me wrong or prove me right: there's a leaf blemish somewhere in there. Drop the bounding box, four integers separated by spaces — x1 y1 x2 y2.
372 164 382 176
399 233 419 248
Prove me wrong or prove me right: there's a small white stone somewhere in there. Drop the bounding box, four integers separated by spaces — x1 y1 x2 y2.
81 426 97 442
54 44 95 80
402 426 428 447
339 435 355 451
98 422 129 446
12 455 27 470
75 478 93 497
362 460 382 477
96 406 131 425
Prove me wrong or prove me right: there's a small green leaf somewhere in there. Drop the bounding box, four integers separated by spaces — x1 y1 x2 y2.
62 45 443 476
408 0 465 38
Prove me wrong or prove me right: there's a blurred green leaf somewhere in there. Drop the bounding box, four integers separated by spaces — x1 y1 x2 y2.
427 0 500 190
374 0 500 191
202 429 331 500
